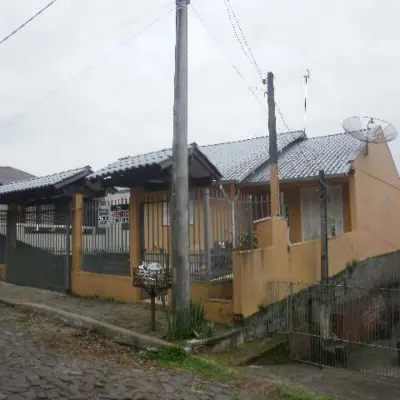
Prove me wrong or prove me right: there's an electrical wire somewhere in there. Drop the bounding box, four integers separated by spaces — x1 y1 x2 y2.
191 4 267 114
354 168 400 193
221 0 263 79
0 5 174 133
0 0 61 47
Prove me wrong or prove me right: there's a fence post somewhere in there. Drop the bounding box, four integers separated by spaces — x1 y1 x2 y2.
247 195 254 249
65 201 72 292
203 188 211 282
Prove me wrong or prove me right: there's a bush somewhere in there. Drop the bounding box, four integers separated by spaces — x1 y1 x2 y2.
238 231 258 250
167 301 214 341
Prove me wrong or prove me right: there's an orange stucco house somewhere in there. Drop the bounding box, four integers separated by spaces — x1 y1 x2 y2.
82 129 400 322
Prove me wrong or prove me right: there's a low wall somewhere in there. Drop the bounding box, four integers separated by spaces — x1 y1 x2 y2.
233 229 360 318
191 281 233 324
72 270 142 303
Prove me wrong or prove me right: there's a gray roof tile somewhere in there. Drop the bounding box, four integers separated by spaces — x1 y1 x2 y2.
90 131 305 182
0 166 91 195
199 131 305 181
244 132 364 183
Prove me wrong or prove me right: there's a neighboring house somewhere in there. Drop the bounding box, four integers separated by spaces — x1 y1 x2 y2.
0 166 35 185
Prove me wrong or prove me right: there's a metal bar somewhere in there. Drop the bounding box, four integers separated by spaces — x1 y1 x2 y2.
247 195 254 249
203 188 211 282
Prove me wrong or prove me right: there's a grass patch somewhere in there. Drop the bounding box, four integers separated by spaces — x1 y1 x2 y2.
276 385 332 400
141 346 241 382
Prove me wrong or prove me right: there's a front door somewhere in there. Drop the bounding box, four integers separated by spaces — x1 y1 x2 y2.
300 185 344 241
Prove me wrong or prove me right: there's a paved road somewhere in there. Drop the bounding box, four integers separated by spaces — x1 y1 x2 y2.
0 305 239 400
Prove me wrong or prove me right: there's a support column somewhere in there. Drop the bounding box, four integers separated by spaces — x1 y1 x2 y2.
349 173 357 232
270 165 281 217
130 188 143 302
71 194 83 275
5 204 18 281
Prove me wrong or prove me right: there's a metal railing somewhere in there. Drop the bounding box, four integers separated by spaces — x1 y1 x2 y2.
141 188 272 282
259 280 400 379
82 196 130 276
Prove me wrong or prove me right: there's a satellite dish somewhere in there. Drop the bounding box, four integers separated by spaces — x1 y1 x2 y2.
342 116 397 155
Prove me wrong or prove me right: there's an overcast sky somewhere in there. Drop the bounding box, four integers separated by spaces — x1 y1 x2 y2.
0 0 399 176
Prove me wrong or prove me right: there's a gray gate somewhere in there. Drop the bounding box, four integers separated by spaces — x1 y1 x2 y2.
6 204 71 292
263 281 400 380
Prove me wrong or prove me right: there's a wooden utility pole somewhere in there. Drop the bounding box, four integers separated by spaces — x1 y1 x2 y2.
319 170 328 282
171 0 190 318
266 72 280 217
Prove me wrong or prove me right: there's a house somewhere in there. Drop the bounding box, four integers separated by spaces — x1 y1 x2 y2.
0 166 35 185
88 130 366 265
82 128 400 321
0 129 398 324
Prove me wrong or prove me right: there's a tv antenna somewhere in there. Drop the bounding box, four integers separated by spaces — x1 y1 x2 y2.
303 69 310 133
342 116 397 155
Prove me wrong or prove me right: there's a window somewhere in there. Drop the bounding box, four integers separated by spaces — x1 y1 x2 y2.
163 200 194 226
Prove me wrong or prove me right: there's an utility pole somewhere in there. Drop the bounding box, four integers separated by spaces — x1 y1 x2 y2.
266 72 280 217
171 0 190 319
319 170 328 282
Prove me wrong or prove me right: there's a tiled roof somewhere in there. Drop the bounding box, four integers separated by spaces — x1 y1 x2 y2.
92 149 173 180
90 131 305 182
0 166 92 195
0 167 35 185
244 132 364 183
90 143 222 181
199 131 305 182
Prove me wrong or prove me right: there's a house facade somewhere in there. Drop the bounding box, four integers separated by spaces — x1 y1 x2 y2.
0 130 398 324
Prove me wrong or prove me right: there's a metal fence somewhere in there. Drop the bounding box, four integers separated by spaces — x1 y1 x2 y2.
141 188 272 283
5 204 70 291
82 195 130 276
260 280 400 379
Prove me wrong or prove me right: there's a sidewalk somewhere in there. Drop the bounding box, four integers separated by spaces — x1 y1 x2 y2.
0 281 168 337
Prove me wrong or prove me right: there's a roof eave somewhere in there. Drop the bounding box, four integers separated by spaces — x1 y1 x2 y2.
241 172 350 186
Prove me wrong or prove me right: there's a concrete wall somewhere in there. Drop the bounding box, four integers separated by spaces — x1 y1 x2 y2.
233 217 360 318
351 142 400 259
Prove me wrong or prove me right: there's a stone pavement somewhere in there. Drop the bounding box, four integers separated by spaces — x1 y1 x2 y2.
0 281 169 337
0 304 240 400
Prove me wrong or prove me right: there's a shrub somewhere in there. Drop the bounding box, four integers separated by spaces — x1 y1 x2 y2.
166 301 214 341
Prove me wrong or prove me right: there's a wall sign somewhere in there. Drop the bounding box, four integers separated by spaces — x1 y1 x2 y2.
110 203 129 224
98 205 111 227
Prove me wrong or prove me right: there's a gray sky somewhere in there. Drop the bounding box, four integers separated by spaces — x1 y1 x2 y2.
0 0 399 176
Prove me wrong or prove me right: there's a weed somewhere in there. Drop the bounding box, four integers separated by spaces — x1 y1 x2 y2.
142 347 239 382
276 385 332 400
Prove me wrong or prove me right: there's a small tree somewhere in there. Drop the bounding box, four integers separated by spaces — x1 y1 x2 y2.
133 262 172 331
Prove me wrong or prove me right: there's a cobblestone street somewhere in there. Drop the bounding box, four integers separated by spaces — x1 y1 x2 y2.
0 304 240 400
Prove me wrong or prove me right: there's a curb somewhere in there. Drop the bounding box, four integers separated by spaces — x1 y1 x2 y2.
0 297 175 351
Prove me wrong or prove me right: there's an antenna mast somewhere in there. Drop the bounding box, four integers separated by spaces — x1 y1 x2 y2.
303 69 310 134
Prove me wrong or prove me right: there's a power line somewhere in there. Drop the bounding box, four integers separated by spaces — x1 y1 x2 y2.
0 0 61 47
191 4 268 114
355 168 400 193
221 0 263 79
0 5 174 133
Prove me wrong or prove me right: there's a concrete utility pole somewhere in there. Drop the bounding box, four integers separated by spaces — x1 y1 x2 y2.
319 170 328 282
171 0 190 318
266 72 280 217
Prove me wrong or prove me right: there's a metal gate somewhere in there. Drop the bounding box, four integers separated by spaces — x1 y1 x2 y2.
264 281 400 380
6 203 71 292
